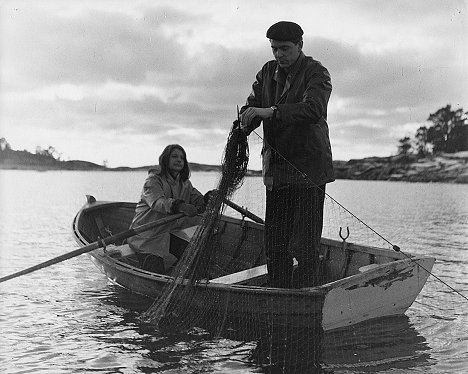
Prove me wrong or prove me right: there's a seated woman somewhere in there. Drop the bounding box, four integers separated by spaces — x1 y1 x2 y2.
127 144 209 273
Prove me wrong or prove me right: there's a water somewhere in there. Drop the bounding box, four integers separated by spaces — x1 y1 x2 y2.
0 170 467 373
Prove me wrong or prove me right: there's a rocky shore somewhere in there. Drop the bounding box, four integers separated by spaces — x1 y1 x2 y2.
333 151 468 184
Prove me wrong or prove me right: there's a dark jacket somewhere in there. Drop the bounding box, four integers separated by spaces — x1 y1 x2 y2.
242 52 334 188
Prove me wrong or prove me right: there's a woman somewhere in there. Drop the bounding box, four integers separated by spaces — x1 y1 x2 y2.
127 144 209 273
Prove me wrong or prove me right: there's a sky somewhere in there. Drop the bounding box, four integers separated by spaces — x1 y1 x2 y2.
1 0 467 169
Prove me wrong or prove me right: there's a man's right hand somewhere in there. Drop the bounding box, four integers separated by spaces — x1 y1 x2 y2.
240 107 273 128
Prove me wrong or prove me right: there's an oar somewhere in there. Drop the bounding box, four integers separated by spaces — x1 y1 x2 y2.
222 198 264 224
0 213 185 284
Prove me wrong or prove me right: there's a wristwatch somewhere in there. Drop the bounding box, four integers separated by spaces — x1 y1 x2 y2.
270 106 278 120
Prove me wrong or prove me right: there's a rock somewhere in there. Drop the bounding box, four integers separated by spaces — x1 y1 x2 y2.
332 152 468 183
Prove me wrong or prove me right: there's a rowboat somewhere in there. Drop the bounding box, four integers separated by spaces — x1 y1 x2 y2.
72 195 435 332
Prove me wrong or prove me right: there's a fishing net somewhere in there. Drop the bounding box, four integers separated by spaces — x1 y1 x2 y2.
142 122 251 326
141 124 432 373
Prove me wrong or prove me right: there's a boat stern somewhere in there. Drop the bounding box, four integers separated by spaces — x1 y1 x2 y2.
322 256 435 330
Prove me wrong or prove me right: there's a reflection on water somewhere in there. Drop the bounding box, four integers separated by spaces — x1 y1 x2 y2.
87 285 433 374
248 322 325 373
95 286 326 373
324 316 431 372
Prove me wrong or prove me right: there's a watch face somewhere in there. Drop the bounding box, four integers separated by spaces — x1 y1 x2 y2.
271 106 277 120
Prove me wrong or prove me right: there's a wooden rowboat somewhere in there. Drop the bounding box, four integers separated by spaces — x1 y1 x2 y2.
72 195 435 331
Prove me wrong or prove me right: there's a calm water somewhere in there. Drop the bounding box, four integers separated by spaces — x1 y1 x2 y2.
0 170 467 373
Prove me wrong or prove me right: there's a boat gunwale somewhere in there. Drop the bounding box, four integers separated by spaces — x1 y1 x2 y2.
88 246 434 295
73 199 435 298
75 200 409 261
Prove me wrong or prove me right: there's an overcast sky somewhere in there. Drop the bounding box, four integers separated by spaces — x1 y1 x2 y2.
1 0 467 169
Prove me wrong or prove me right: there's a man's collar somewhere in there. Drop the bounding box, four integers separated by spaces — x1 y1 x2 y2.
274 51 305 81
288 51 305 76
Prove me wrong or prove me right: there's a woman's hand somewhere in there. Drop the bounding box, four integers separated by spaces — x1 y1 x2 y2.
177 202 198 217
203 189 217 204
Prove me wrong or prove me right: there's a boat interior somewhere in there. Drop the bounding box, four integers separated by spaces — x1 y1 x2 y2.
75 200 409 286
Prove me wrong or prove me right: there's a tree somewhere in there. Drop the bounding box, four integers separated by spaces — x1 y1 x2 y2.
0 137 11 152
397 136 412 156
426 105 468 153
426 124 446 153
414 126 430 156
35 145 61 160
447 123 468 152
47 146 62 161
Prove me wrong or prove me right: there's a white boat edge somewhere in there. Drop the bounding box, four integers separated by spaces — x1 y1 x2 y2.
321 256 435 330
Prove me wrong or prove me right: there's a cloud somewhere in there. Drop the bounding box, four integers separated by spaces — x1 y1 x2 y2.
3 6 199 88
1 0 467 167
314 28 467 156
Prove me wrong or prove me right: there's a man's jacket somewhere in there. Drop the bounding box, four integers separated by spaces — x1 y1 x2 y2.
242 52 334 188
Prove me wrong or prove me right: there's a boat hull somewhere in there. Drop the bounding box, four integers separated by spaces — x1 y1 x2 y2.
88 249 325 329
73 197 435 332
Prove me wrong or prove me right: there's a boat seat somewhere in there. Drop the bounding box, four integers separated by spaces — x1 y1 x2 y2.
211 258 298 285
169 225 199 258
358 264 380 272
105 244 136 258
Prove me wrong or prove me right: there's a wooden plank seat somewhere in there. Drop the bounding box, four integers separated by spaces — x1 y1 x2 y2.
211 259 299 285
105 243 135 258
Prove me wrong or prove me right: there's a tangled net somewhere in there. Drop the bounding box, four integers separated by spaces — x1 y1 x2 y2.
141 122 249 328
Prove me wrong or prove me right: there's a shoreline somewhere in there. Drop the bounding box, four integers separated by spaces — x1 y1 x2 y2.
1 152 468 184
333 152 468 184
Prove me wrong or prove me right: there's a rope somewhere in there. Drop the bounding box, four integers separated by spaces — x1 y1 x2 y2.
397 249 468 302
251 129 468 304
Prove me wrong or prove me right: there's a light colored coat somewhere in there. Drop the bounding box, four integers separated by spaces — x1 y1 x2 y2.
127 167 205 269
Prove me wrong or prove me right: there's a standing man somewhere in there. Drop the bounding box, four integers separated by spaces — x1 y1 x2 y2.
238 21 334 288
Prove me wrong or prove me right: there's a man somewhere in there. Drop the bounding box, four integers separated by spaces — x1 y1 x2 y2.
238 21 334 288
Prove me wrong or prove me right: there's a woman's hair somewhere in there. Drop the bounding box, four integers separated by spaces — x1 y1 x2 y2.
158 144 191 181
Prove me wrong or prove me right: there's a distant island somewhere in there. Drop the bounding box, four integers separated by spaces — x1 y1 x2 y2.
0 145 225 172
2 104 468 183
1 143 467 183
0 144 258 174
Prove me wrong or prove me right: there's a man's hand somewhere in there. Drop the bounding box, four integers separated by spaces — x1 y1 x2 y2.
240 107 274 131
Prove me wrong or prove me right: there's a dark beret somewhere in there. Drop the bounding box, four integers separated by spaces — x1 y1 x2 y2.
266 21 303 42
